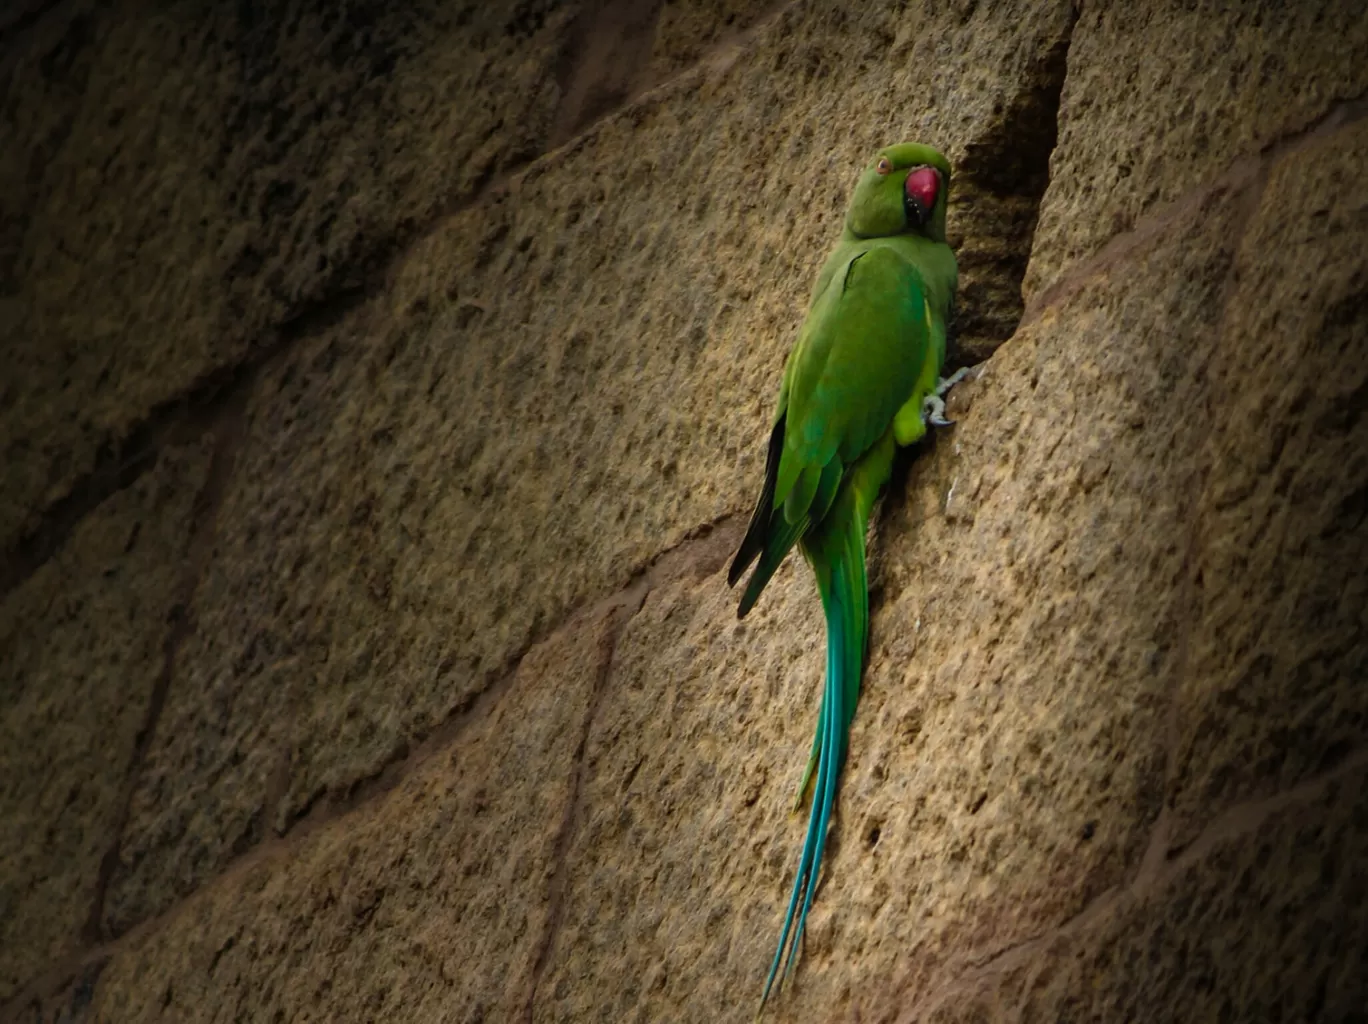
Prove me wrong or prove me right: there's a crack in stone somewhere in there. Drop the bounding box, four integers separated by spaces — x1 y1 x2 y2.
522 596 646 1024
900 749 1367 1023
519 516 744 1021
949 1 1077 368
82 390 251 946
1025 91 1368 323
0 287 363 601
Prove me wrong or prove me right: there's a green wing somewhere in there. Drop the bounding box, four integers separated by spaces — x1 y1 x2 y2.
729 245 932 610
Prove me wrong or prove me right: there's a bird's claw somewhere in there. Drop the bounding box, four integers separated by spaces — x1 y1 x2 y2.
923 367 973 428
935 366 972 397
923 393 954 428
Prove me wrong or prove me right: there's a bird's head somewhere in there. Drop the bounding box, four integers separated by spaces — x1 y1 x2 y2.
846 142 952 243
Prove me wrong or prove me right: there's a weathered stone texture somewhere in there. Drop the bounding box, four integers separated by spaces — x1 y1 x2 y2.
1 0 575 551
91 613 608 1024
533 189 1248 1022
99 324 379 938
533 563 824 1023
1024 0 1368 300
649 0 777 78
1168 118 1368 844
0 443 210 1002
6 0 1366 1018
102 0 1076 934
1013 766 1368 1024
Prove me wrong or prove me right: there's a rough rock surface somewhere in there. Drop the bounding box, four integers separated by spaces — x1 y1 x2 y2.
649 0 779 78
533 173 1243 1023
3 0 1366 1019
890 760 1368 1024
532 562 824 1023
1168 117 1368 846
91 612 610 1023
0 443 210 1000
100 0 1076 935
0 0 576 553
1024 0 1368 300
1014 766 1368 1023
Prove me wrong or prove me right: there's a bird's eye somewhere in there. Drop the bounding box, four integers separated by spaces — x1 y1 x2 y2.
875 157 892 176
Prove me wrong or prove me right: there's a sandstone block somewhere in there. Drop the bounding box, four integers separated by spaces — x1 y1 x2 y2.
103 0 1076 933
1168 117 1368 844
1024 0 1368 300
1014 767 1368 1023
533 166 1245 1023
1 0 574 550
0 443 210 1001
92 613 608 1023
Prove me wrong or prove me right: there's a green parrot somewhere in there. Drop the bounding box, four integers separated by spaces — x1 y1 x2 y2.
728 142 963 1006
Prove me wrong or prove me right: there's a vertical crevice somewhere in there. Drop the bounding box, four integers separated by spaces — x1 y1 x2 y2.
548 0 666 148
522 594 645 1024
948 10 1077 367
82 387 250 944
519 521 741 1022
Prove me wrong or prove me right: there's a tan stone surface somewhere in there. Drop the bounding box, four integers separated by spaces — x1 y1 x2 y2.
10 0 1365 1017
0 443 210 1002
649 0 778 78
532 191 1245 1021
532 563 823 1023
1 0 575 551
102 0 1075 934
1012 765 1368 1023
1023 0 1368 300
91 612 608 1024
551 0 662 146
1168 119 1368 844
99 325 377 938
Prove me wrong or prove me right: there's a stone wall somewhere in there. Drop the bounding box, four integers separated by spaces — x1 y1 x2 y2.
2 1 1365 1021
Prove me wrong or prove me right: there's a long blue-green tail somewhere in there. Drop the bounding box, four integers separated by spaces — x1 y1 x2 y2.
758 478 872 1009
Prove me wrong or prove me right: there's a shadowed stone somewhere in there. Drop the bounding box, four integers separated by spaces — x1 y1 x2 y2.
1 0 577 552
0 443 210 1002
1014 767 1368 1023
91 612 610 1023
1168 117 1368 845
101 0 1075 935
1024 0 1368 300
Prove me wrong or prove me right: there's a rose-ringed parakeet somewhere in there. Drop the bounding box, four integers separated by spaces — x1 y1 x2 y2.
729 142 962 1005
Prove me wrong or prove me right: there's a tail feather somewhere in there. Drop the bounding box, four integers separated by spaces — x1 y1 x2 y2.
759 639 837 1007
758 496 868 1010
785 591 844 983
790 510 859 809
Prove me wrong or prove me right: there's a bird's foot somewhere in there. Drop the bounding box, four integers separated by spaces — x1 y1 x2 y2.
923 367 973 427
922 393 953 428
935 366 972 397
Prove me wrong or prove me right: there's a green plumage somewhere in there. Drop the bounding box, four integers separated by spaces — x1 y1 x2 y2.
728 143 959 1007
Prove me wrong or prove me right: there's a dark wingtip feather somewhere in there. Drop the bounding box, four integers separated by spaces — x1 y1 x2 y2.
726 549 749 589
730 417 787 590
737 585 760 620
